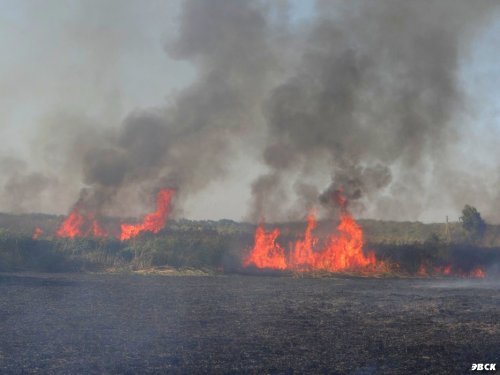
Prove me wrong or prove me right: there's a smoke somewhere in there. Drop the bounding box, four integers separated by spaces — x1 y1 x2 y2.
79 0 281 217
1 0 499 222
249 0 500 221
1 0 279 218
0 157 51 213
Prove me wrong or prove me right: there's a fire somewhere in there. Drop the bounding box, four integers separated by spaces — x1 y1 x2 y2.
243 226 287 270
244 191 384 274
244 189 487 278
54 189 174 240
120 189 174 241
469 266 486 278
90 214 108 238
32 227 43 240
56 207 87 238
434 265 452 275
55 207 108 239
314 210 377 272
288 212 317 271
418 263 486 278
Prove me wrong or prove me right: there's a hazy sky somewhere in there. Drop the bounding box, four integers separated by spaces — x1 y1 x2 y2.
1 0 500 223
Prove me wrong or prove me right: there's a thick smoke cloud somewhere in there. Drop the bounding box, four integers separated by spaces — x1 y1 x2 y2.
1 0 499 223
80 0 278 217
250 0 500 221
1 0 278 218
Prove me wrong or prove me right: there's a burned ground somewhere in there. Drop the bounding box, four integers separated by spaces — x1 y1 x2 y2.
0 273 498 374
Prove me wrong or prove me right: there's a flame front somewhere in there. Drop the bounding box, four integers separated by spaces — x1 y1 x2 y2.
244 193 383 274
243 226 287 270
56 208 87 238
55 207 108 239
54 188 174 240
91 215 108 238
418 263 486 278
120 189 174 241
289 212 317 271
315 211 377 272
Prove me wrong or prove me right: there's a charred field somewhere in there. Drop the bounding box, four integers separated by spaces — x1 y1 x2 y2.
0 272 498 374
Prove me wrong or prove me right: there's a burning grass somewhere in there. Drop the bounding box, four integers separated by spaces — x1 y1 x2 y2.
0 188 496 278
242 191 486 278
244 192 388 275
54 188 174 241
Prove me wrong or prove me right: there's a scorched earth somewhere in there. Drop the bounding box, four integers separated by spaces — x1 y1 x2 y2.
0 273 498 374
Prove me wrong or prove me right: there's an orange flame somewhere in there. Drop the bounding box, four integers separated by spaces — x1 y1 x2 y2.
244 192 384 274
243 226 287 270
120 189 174 241
55 207 108 238
56 208 87 238
314 211 377 272
90 214 108 238
418 263 486 278
54 189 173 240
32 227 44 240
289 212 317 271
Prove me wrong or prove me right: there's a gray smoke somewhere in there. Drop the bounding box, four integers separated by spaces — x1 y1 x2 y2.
86 0 279 217
249 0 500 221
1 0 499 223
1 0 278 218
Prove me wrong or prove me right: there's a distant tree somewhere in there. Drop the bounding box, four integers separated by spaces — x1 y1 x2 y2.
459 205 486 241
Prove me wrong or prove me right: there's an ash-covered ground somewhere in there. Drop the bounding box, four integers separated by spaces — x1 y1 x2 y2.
0 273 498 374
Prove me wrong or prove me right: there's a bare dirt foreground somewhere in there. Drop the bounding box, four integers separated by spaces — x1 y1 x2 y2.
0 273 498 374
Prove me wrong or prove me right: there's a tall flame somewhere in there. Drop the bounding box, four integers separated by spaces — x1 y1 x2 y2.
119 189 174 241
54 189 174 240
288 212 317 271
244 191 383 273
313 210 377 272
243 226 287 270
56 208 87 238
55 208 108 238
